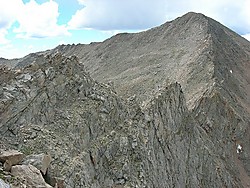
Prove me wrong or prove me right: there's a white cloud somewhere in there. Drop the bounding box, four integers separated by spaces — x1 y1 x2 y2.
187 0 250 34
69 0 250 35
0 0 69 42
0 0 22 28
77 0 85 5
242 34 250 41
0 0 71 58
14 0 70 38
0 0 23 44
0 29 10 44
0 43 28 59
68 0 168 30
0 42 53 59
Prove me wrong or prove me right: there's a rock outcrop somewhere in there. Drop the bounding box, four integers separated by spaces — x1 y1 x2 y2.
0 149 55 187
11 164 53 188
0 12 250 187
22 153 52 175
0 150 24 171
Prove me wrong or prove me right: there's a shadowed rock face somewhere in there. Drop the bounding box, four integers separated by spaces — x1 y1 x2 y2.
0 12 250 187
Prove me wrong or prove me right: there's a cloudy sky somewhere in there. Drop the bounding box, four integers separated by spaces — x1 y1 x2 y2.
0 0 250 59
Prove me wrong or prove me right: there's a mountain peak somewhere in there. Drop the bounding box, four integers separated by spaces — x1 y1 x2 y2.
182 11 206 18
161 11 209 28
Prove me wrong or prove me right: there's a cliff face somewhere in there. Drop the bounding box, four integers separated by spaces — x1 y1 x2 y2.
0 12 250 187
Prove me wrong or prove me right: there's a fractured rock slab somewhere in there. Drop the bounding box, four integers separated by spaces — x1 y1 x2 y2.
11 164 52 188
0 150 24 171
22 153 52 175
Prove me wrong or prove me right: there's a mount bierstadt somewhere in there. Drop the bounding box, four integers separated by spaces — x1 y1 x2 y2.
0 12 250 187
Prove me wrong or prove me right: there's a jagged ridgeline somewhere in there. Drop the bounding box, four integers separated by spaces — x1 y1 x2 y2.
0 12 250 187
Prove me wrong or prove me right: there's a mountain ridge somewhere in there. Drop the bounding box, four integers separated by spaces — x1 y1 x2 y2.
50 12 250 109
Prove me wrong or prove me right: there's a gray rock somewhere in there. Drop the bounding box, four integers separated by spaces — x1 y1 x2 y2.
0 150 25 170
0 179 10 188
11 164 52 188
22 153 52 175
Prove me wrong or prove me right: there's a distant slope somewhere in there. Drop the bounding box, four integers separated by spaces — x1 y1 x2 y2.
50 12 250 110
53 12 215 108
0 57 18 68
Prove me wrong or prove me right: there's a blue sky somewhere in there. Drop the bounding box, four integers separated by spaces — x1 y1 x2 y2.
0 0 250 59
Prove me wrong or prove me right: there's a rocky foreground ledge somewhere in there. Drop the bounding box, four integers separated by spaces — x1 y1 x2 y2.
0 53 249 187
0 149 64 187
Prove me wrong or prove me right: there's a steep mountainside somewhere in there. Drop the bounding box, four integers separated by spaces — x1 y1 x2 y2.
0 12 250 187
52 14 250 184
0 53 248 187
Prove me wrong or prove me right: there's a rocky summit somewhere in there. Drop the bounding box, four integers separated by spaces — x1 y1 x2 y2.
0 12 250 187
